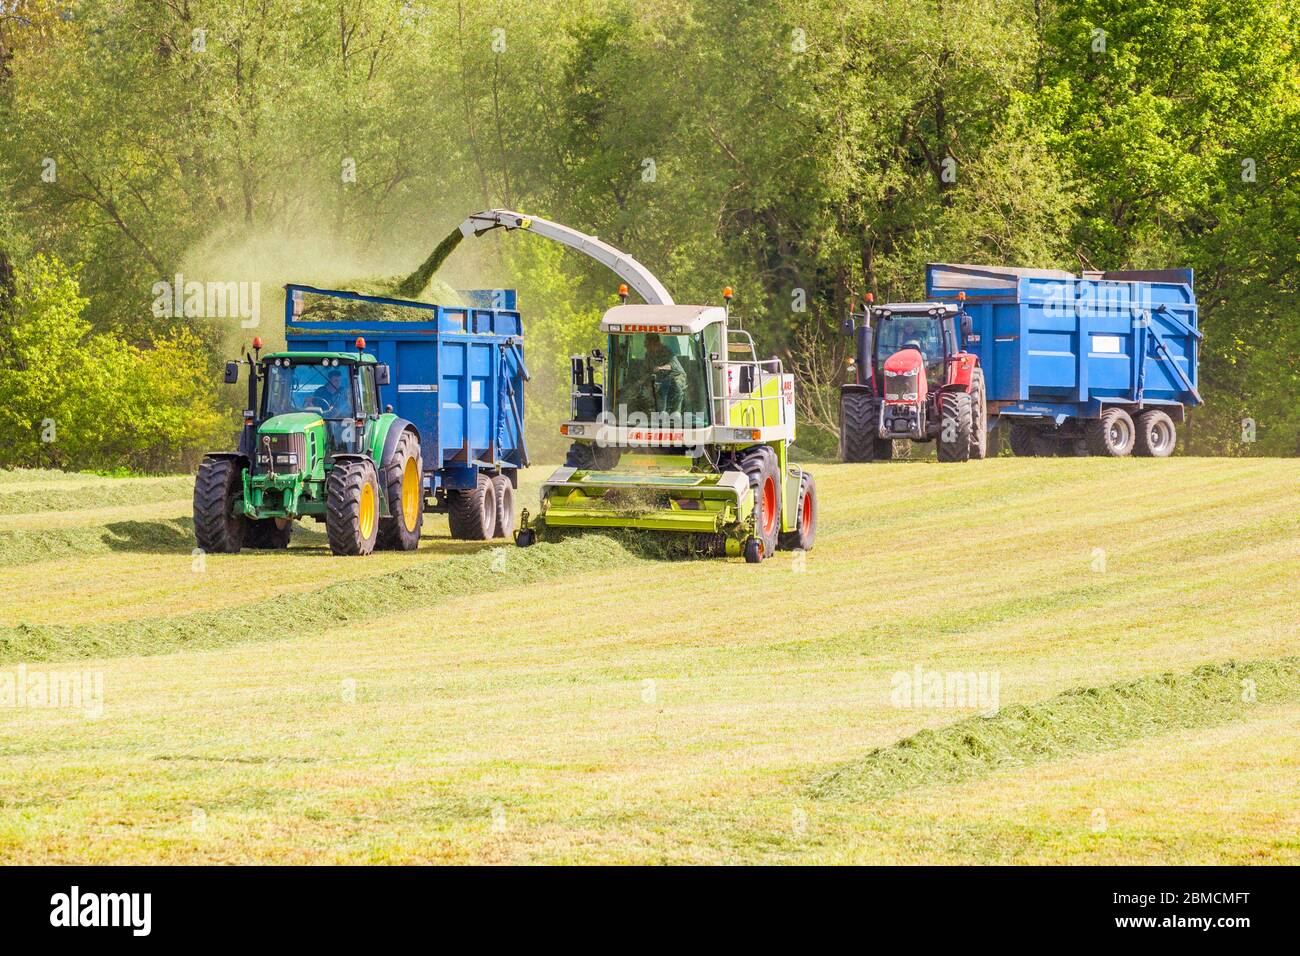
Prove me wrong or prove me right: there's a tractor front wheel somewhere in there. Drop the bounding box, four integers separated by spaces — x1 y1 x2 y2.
193 456 246 554
377 429 423 551
937 392 973 462
447 473 497 540
326 459 382 556
841 392 891 462
778 471 817 552
968 371 989 459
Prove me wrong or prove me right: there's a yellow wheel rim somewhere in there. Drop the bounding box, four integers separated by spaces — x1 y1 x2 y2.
401 457 420 533
359 481 376 540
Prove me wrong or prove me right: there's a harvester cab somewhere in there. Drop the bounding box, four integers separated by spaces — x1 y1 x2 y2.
195 337 424 557
841 293 988 463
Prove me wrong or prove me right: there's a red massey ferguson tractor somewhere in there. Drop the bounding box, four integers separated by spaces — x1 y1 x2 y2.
839 293 988 462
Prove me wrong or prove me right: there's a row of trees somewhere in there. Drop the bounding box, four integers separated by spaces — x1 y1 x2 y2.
1 0 1296 468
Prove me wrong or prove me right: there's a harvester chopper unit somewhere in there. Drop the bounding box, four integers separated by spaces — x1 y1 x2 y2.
456 209 817 563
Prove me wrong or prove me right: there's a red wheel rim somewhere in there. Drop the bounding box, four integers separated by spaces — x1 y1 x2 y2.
801 489 812 529
762 477 777 536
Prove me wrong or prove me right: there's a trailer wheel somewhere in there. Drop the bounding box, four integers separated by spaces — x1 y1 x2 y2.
447 473 497 540
1008 424 1037 457
245 517 292 549
778 471 817 552
491 474 515 539
376 428 423 551
193 456 247 554
1134 409 1177 457
326 459 381 556
1031 430 1063 457
1086 408 1136 457
732 447 779 558
969 371 989 460
841 392 890 461
937 392 973 462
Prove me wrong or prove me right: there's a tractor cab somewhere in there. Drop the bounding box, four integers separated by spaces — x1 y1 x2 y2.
257 352 385 456
841 295 985 461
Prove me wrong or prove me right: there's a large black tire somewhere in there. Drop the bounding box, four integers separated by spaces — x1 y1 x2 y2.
841 392 891 462
325 459 381 556
491 474 515 539
447 473 497 540
1086 408 1136 457
968 371 989 460
1008 424 1037 457
1031 429 1063 457
778 470 817 552
376 429 423 551
937 392 973 462
731 447 780 559
1134 409 1177 457
245 518 292 549
193 456 246 553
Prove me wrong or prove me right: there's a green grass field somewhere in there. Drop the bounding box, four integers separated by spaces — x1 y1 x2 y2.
0 458 1296 864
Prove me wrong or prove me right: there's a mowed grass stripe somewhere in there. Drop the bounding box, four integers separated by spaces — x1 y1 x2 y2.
0 535 646 663
0 476 194 515
810 657 1300 801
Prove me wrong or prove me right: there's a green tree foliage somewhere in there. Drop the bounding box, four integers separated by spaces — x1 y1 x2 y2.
0 0 1294 462
0 256 229 471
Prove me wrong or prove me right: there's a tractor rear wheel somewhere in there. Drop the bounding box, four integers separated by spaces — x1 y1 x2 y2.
1134 409 1177 457
376 429 423 551
841 392 890 461
968 371 989 460
937 392 973 462
245 518 292 549
326 459 382 556
778 471 817 552
1085 408 1136 457
193 456 246 554
491 474 515 539
447 473 497 540
1008 424 1037 456
734 447 780 558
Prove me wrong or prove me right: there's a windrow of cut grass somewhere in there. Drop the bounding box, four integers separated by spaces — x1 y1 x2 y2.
0 533 649 663
0 476 193 515
810 657 1300 802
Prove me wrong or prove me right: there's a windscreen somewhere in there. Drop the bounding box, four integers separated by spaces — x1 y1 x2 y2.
263 362 356 419
608 332 710 428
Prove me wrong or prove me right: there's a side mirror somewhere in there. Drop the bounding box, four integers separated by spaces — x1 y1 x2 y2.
960 315 973 340
590 348 604 363
571 355 585 387
842 317 856 336
738 365 756 394
224 362 240 384
374 364 391 387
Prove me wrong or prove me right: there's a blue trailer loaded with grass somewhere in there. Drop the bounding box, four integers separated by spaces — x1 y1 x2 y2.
283 283 528 540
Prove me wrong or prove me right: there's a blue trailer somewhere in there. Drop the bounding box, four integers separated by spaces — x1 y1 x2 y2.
840 264 1200 461
283 283 529 539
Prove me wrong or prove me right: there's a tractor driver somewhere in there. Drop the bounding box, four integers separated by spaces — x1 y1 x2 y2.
309 368 353 417
642 334 687 418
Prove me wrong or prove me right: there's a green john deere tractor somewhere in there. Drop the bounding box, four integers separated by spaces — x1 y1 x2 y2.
194 337 424 556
